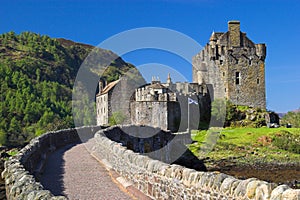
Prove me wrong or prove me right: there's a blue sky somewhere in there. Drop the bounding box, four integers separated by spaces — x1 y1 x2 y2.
1 0 300 113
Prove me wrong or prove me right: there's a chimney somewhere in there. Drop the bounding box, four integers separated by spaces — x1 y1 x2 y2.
228 20 241 47
99 80 103 94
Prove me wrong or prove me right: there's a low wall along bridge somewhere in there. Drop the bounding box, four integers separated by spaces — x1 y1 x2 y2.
2 126 299 200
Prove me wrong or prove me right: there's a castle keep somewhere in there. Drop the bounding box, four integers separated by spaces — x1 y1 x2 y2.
193 21 266 108
96 21 267 130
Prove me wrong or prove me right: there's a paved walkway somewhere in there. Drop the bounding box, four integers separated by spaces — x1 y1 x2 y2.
41 141 133 200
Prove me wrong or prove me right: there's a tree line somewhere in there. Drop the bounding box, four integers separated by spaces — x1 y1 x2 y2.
0 31 133 147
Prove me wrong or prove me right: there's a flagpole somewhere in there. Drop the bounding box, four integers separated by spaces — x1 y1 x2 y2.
187 98 190 133
187 97 198 134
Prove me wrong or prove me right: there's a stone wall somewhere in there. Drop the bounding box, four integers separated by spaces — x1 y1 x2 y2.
93 125 300 200
130 101 181 132
1 126 102 200
2 125 299 200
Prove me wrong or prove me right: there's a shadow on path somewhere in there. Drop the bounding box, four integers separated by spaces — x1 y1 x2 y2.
40 143 80 196
40 141 132 200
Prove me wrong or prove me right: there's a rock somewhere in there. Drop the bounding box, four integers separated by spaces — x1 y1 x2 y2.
246 180 266 198
234 178 257 197
220 177 238 193
255 183 276 200
270 185 290 200
212 173 229 191
282 189 300 200
249 115 257 121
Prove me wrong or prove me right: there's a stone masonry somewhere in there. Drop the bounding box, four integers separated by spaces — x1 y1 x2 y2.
2 125 299 199
1 126 102 200
97 21 266 132
193 21 266 108
93 125 300 200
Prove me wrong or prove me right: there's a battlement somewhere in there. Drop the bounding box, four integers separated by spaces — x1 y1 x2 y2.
135 83 177 102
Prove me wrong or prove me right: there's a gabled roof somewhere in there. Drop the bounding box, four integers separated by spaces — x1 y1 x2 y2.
100 79 120 95
149 82 166 89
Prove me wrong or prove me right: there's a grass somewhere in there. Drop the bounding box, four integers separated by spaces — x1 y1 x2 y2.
189 127 300 166
7 149 18 157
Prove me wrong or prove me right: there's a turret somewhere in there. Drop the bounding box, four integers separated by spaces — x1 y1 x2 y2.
255 43 266 60
167 73 172 85
209 31 217 45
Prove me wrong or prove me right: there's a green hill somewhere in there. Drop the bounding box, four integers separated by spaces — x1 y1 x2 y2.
0 31 134 147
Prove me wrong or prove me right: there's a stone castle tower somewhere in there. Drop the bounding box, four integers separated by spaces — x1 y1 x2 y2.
192 21 266 108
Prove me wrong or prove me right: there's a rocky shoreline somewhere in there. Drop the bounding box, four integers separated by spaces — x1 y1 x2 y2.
206 160 300 189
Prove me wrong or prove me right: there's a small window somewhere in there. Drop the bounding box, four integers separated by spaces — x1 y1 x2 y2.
249 60 252 65
225 88 226 92
220 60 223 65
257 78 260 84
223 72 225 77
235 72 241 85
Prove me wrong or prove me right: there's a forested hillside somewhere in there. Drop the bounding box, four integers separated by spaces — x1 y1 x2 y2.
0 31 134 147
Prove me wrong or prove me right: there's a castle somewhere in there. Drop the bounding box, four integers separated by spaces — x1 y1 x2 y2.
96 21 266 131
193 21 266 108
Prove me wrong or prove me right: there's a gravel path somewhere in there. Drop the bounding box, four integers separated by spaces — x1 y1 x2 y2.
41 141 133 200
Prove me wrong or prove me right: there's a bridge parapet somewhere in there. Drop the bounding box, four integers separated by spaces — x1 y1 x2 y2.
1 126 102 200
1 125 299 200
93 125 300 200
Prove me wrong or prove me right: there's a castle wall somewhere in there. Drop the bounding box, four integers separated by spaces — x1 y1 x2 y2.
96 94 109 125
167 102 181 132
130 101 181 133
97 76 145 126
226 54 266 108
130 101 169 131
110 78 136 125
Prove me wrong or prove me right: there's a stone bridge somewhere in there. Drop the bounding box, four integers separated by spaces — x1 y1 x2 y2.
2 125 299 199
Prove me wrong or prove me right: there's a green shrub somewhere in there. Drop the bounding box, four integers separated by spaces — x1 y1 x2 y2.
272 130 300 154
109 111 126 126
281 111 300 128
253 118 266 128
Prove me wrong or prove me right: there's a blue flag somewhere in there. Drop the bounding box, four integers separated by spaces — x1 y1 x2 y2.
188 97 198 105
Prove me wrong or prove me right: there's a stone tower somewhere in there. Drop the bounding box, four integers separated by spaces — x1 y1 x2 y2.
192 21 266 108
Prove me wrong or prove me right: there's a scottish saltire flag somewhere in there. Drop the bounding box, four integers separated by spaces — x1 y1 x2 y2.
188 97 198 105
